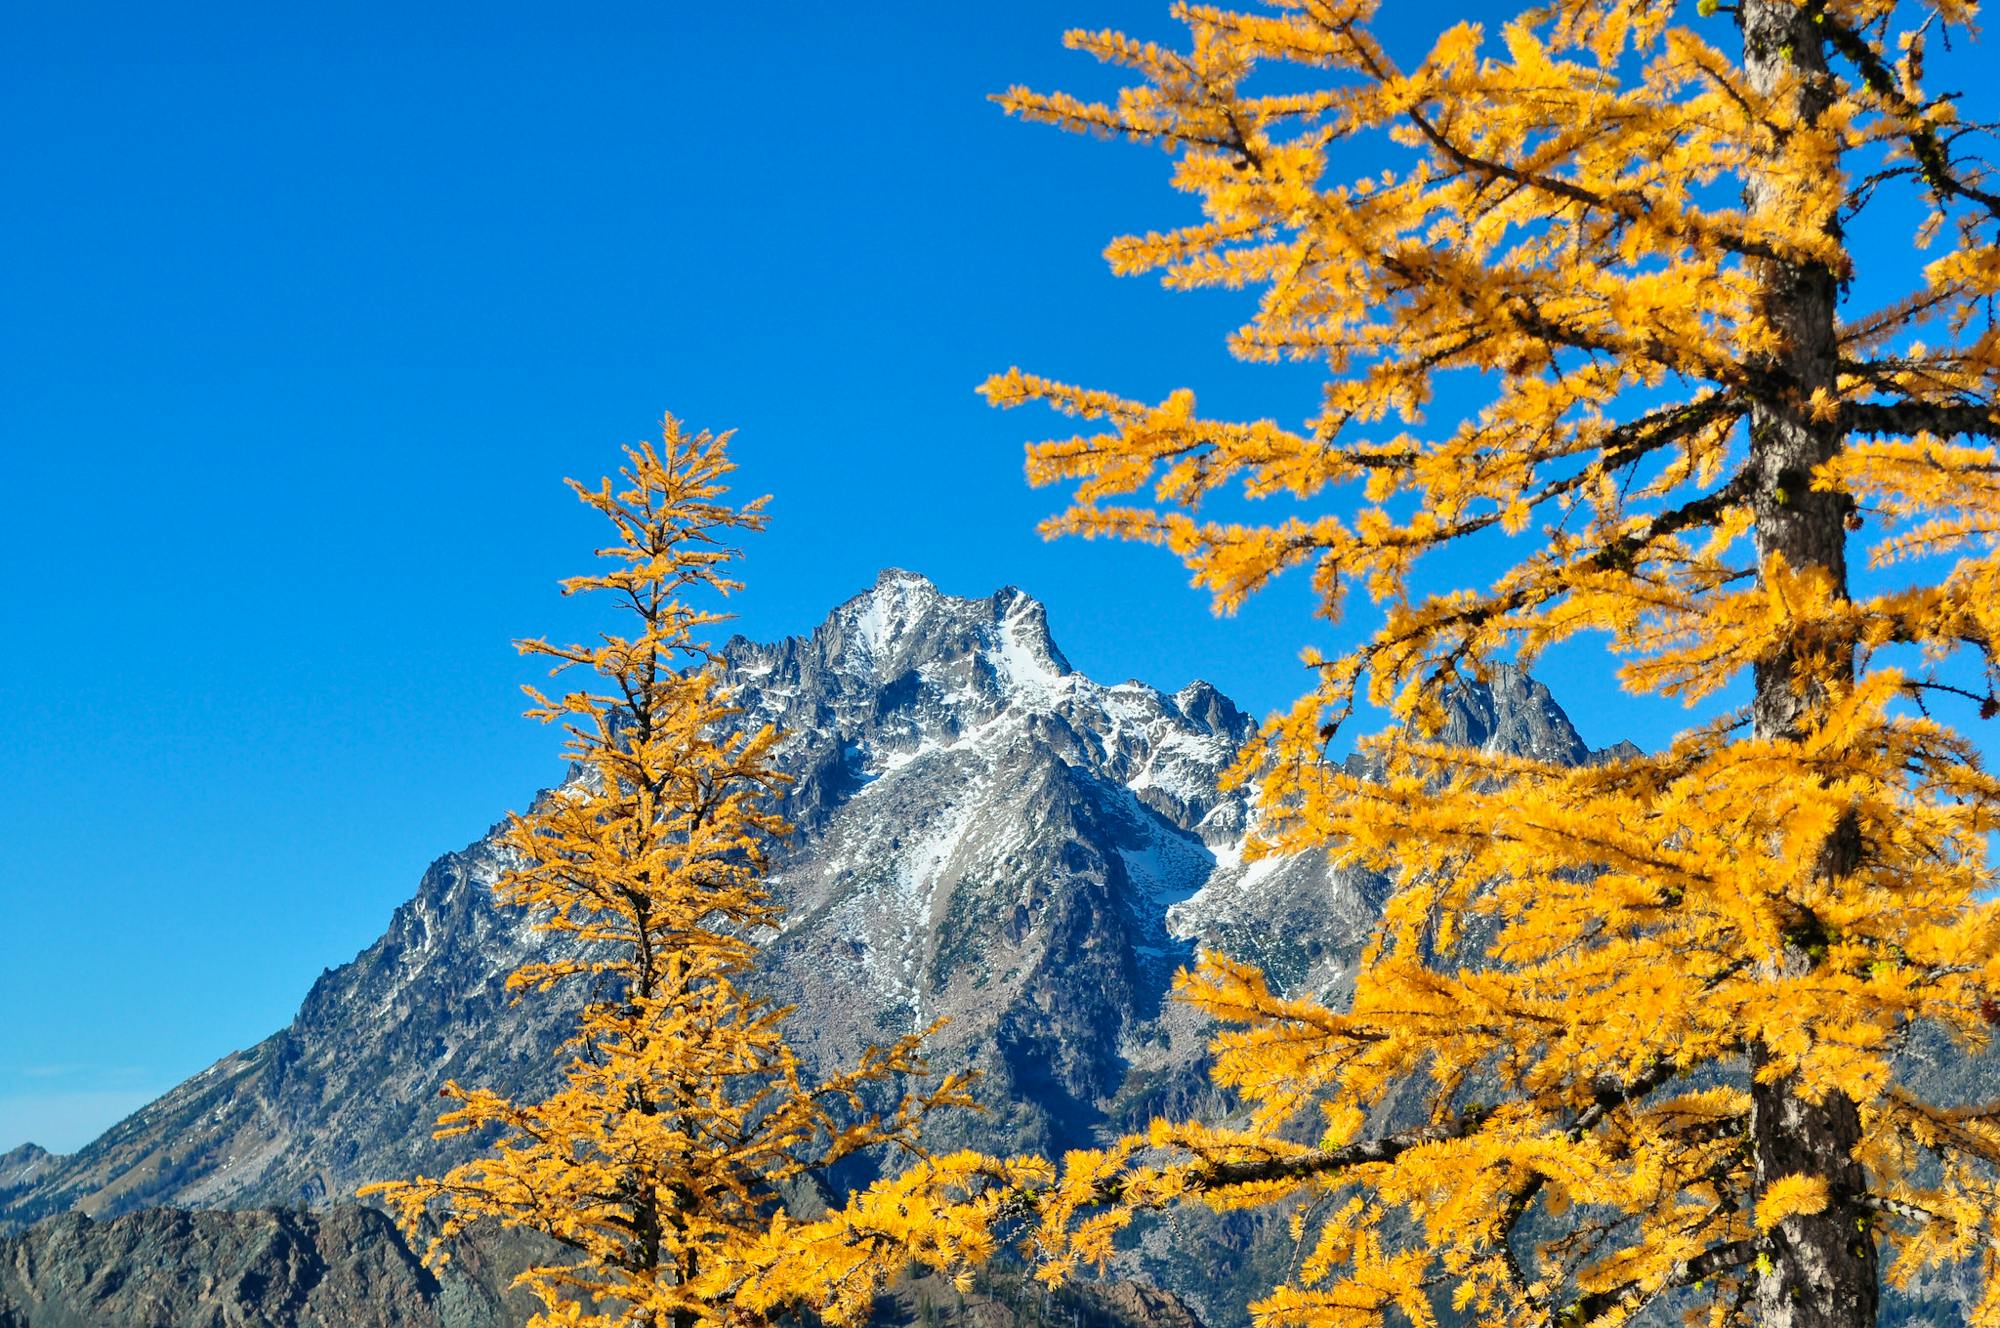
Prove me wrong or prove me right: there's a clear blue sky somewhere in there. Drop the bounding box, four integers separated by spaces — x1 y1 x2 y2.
0 3 1971 1153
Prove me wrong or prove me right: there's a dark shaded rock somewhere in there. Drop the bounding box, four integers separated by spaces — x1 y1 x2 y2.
0 1204 538 1328
1435 663 1593 764
878 1265 1206 1328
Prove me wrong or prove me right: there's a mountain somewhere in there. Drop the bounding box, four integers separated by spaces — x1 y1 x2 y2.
0 571 1631 1324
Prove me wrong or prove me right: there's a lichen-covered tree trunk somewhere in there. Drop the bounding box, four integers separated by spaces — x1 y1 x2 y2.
1741 4 1879 1325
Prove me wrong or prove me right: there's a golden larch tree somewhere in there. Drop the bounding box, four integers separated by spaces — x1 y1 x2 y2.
976 3 2000 1327
363 419 974 1328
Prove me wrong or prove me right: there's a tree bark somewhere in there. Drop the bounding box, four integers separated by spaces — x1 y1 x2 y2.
1739 4 1879 1326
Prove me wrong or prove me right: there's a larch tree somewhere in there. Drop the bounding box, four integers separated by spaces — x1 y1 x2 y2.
973 2 2000 1327
362 419 975 1328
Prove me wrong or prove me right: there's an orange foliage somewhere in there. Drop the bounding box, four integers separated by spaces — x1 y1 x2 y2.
973 3 2000 1326
362 420 978 1328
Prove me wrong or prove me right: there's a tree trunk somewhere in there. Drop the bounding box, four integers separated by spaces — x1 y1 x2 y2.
1739 4 1879 1326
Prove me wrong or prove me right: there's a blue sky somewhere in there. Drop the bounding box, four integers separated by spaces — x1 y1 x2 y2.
0 0 1366 1155
1 2 1980 1154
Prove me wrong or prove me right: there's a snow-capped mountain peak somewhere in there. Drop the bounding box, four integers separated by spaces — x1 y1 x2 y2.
3 571 1607 1254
